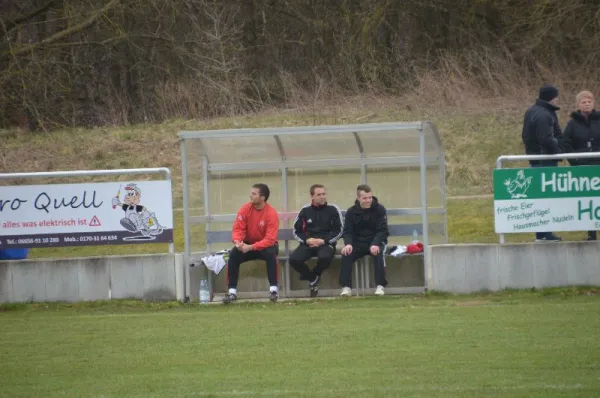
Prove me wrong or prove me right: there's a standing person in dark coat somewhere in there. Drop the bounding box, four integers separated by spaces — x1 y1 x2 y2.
521 85 563 242
562 90 600 241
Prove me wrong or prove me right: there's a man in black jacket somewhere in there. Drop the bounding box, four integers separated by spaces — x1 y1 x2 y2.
521 85 563 242
339 184 389 297
522 85 563 166
290 184 343 297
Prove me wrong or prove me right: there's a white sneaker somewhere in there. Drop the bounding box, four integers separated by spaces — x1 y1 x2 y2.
375 285 385 296
340 287 352 297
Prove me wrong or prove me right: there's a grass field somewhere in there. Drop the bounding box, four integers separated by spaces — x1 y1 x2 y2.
1 288 599 397
3 99 597 398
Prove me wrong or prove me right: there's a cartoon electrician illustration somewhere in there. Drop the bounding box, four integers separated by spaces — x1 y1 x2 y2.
112 183 164 238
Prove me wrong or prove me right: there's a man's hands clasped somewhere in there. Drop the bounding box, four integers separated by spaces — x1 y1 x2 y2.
234 240 254 253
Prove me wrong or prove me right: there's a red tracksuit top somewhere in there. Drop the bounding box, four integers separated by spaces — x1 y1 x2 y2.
232 202 279 251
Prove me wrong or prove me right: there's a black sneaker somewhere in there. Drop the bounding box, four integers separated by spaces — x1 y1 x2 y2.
535 234 562 242
222 293 237 304
269 291 278 302
309 274 320 287
309 275 320 298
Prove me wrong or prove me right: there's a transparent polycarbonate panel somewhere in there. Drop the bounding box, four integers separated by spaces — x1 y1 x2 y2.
366 165 444 206
182 138 205 214
422 121 443 156
200 135 281 164
359 129 421 158
366 165 447 245
180 121 447 254
284 166 361 252
426 212 447 245
207 169 283 215
385 215 422 247
286 167 362 212
366 165 423 208
425 163 444 209
278 132 361 160
189 219 208 252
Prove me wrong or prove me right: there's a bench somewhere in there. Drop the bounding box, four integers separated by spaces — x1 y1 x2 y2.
196 208 445 298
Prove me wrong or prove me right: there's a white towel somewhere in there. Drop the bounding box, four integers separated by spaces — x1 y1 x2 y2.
200 249 230 275
389 245 408 257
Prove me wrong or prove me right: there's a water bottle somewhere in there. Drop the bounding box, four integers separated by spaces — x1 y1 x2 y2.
412 229 419 244
199 279 210 304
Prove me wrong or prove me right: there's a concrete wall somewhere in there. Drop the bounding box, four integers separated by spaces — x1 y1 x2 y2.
426 241 600 293
3 241 597 303
0 254 183 303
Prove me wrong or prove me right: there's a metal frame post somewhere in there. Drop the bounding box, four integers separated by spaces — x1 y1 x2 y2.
354 131 368 295
281 167 290 297
274 135 290 298
201 155 212 300
419 125 430 280
360 162 369 294
439 150 448 244
496 156 506 244
180 141 192 301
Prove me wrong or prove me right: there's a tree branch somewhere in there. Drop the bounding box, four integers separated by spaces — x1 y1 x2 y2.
3 0 57 33
9 0 120 57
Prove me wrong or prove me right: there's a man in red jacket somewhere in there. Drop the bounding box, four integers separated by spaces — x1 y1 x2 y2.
223 183 280 304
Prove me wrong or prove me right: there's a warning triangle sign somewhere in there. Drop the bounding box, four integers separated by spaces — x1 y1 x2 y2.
89 216 101 227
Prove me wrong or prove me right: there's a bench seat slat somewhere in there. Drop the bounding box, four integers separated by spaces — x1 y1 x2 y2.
205 223 444 244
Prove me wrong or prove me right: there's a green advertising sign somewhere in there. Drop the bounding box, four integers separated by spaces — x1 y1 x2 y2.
493 166 600 233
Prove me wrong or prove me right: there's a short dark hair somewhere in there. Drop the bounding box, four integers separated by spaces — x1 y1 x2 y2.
356 184 372 194
252 183 270 202
310 184 325 196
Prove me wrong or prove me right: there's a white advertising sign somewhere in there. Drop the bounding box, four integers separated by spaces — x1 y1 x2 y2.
494 166 600 233
0 180 173 248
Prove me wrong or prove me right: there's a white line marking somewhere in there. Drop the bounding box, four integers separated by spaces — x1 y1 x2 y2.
142 384 587 397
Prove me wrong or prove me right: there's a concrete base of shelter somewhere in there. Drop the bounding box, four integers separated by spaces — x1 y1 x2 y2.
2 240 600 303
425 241 600 293
187 253 426 301
0 254 181 303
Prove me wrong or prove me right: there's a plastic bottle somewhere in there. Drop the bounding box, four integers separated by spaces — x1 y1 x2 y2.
199 279 210 304
412 229 419 244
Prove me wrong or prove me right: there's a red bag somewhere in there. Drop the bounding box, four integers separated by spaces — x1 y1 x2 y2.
406 242 424 254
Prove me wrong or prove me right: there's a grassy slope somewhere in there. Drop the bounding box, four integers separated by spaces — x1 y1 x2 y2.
2 99 579 258
2 100 527 198
1 289 599 397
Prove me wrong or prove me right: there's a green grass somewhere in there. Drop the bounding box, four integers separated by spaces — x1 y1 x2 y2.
1 289 599 397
